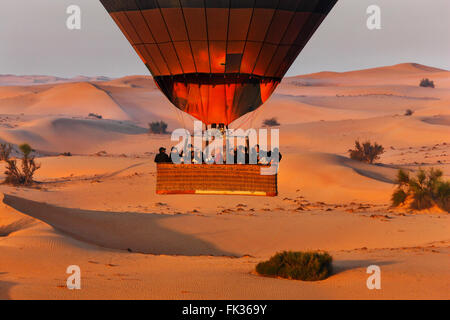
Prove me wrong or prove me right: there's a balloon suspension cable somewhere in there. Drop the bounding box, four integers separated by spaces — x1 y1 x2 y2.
174 106 187 130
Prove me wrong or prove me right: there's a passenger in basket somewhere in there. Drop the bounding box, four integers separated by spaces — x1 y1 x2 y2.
154 147 171 163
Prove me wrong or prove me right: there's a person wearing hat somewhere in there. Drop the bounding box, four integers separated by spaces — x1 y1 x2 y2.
154 147 171 163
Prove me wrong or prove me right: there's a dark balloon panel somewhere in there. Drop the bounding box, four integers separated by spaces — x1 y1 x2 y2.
100 0 338 125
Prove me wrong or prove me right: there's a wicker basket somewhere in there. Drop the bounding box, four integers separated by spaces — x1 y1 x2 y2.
156 164 277 196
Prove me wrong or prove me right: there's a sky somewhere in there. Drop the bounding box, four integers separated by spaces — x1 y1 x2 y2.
1 0 449 78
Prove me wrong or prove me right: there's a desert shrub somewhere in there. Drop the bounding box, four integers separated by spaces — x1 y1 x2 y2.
392 188 408 207
436 181 450 212
255 251 333 281
60 152 72 156
0 143 41 186
392 168 450 212
404 109 414 116
0 143 12 161
88 113 102 119
263 117 280 127
419 78 435 88
348 140 385 164
148 121 168 134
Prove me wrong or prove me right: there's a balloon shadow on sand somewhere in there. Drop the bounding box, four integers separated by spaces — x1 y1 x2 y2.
2 194 238 257
332 259 397 277
0 274 15 300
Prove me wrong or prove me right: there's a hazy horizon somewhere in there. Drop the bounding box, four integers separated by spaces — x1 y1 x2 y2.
1 0 449 78
1 61 447 80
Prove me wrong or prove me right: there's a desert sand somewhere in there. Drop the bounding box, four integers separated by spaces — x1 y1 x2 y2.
0 63 449 300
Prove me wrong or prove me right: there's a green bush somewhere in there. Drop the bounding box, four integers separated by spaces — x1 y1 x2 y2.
392 168 450 212
88 113 102 119
436 181 450 212
391 189 408 207
256 251 333 281
148 121 168 134
348 140 385 164
263 117 280 127
0 143 40 186
419 78 435 88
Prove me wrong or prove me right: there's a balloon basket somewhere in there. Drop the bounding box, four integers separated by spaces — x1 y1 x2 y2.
156 164 277 197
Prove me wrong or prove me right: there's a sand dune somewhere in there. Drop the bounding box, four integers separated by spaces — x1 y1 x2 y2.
0 75 110 87
288 63 450 87
278 153 396 203
280 115 450 156
243 63 450 127
0 117 152 154
100 75 157 89
1 186 449 300
24 82 129 119
92 82 191 128
0 63 449 300
1 63 448 133
2 190 450 258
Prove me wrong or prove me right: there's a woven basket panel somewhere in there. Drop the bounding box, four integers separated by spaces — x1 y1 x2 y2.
156 164 277 196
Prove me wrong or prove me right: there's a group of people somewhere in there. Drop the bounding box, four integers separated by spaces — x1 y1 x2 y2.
154 144 282 165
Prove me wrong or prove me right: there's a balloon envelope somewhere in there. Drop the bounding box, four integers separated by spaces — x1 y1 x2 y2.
100 0 338 125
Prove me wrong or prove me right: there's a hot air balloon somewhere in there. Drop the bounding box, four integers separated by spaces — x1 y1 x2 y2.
99 0 337 126
99 0 338 196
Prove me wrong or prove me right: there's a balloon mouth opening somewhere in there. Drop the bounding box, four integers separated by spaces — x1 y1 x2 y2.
153 74 280 125
154 73 281 86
